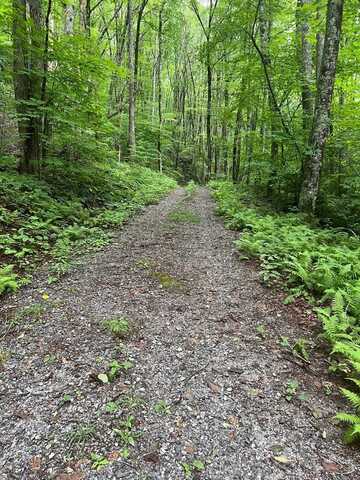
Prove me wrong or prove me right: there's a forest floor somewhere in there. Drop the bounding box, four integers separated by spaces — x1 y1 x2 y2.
1 187 360 480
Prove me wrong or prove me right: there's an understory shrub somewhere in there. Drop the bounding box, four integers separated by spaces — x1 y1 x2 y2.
210 180 360 443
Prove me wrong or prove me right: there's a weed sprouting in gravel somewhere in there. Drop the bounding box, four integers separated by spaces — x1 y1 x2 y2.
152 271 185 291
154 400 171 415
168 209 200 224
103 317 131 338
113 415 141 447
67 423 96 447
0 350 9 367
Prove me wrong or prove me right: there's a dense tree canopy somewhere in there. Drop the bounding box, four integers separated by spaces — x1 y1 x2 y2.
1 0 359 221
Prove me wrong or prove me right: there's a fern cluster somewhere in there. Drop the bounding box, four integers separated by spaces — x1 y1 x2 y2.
210 180 360 443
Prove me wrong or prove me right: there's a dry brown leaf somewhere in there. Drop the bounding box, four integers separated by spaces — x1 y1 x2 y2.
184 445 196 454
56 474 84 480
322 460 340 473
228 415 239 427
143 452 160 464
207 381 221 394
29 456 42 472
107 451 120 461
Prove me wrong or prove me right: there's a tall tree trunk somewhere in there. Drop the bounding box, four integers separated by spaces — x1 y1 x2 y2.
222 73 229 178
232 107 242 182
206 52 212 179
80 0 91 35
127 0 136 159
296 0 314 136
316 1 324 82
299 0 344 213
63 2 75 34
157 4 164 172
13 0 43 174
259 0 278 196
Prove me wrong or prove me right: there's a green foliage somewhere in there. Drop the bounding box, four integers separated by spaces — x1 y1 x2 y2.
185 181 197 197
103 317 130 338
0 265 18 294
0 161 176 293
154 400 171 415
284 379 299 402
90 453 110 471
113 415 141 447
67 424 96 447
168 209 201 224
182 459 205 478
336 380 360 443
211 180 360 437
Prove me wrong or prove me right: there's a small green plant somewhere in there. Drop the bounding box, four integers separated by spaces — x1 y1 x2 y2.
103 317 131 338
154 400 171 415
0 350 9 367
185 181 197 197
292 338 310 362
44 354 57 365
16 303 45 320
67 424 96 447
119 395 143 410
90 453 110 471
335 379 360 444
0 265 18 295
59 394 72 407
256 324 266 338
168 209 200 224
279 336 290 348
181 459 205 478
284 379 299 401
98 359 133 384
113 415 141 447
152 271 184 291
105 401 120 414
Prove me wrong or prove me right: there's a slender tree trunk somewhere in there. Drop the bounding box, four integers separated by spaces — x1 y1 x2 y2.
222 74 229 178
316 1 324 82
157 5 164 172
63 2 75 34
296 0 314 136
299 0 344 213
127 0 136 159
80 0 91 35
13 0 43 174
232 107 242 182
206 52 212 179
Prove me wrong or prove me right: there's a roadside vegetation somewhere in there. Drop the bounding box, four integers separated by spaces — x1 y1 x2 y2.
211 180 360 443
0 158 176 292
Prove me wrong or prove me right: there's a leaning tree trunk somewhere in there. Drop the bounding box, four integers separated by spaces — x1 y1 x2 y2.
299 0 344 213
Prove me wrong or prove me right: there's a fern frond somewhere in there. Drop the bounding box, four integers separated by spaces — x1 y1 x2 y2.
335 412 360 424
339 388 360 410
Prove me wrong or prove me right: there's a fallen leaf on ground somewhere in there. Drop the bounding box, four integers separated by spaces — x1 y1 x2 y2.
143 452 160 464
273 455 291 464
184 445 196 454
29 456 42 471
207 381 221 394
107 451 120 461
56 474 84 480
322 460 340 472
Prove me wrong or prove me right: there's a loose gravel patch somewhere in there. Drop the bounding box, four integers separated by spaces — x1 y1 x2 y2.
0 187 359 479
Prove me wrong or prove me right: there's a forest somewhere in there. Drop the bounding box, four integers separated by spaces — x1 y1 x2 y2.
1 0 360 477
